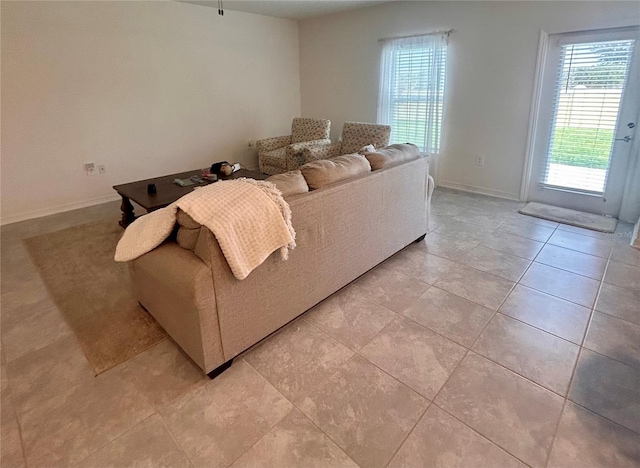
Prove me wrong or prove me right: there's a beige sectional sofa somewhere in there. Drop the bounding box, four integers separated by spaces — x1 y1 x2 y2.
129 147 434 377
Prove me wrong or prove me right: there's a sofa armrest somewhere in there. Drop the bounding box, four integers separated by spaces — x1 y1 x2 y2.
285 139 332 169
302 143 342 163
129 242 225 373
257 135 292 153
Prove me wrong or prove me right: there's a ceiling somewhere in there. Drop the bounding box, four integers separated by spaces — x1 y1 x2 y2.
179 0 391 20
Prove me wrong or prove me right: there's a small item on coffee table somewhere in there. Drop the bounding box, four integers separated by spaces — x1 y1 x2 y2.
173 178 195 187
211 161 242 177
210 161 230 176
147 183 157 194
200 168 217 182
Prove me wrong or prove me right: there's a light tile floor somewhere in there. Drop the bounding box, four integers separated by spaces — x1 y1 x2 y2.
2 188 640 467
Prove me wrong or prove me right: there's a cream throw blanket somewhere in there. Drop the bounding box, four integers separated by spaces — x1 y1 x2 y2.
114 179 295 280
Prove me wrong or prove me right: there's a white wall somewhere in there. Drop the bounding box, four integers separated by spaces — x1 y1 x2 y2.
299 1 639 200
1 1 301 224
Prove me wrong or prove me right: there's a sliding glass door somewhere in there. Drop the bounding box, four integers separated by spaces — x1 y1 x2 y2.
527 27 639 216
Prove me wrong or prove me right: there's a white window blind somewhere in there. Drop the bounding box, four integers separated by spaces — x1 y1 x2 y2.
543 39 635 194
378 34 447 154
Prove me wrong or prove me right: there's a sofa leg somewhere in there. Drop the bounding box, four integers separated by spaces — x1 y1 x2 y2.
207 359 234 380
415 233 426 243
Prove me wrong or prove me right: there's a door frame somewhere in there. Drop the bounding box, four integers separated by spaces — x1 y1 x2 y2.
520 26 639 208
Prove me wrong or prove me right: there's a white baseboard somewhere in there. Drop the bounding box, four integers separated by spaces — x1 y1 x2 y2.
0 193 121 226
1 166 264 227
632 219 640 250
437 180 521 201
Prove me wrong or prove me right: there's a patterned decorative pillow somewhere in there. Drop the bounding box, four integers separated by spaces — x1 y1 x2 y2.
300 154 371 190
364 143 420 171
267 170 310 198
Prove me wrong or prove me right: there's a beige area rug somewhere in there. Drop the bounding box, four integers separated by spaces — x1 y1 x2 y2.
24 220 167 375
519 202 617 233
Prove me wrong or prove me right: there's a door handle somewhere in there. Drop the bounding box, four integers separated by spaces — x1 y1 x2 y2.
615 136 633 143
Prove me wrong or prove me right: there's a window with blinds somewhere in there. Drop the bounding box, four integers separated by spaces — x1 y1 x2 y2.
543 39 635 194
378 35 447 153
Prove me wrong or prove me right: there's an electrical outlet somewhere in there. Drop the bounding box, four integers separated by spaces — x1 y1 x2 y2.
476 156 484 166
85 162 96 176
247 140 255 149
98 164 106 174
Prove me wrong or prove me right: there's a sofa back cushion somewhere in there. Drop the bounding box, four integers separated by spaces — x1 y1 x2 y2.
176 209 201 250
267 170 309 198
291 117 331 144
177 226 200 250
300 153 371 190
365 143 420 170
176 209 199 228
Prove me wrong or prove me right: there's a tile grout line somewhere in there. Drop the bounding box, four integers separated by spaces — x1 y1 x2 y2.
439 214 619 274
353 280 586 401
558 398 640 438
382 196 637 463
302 316 434 402
542 233 613 467
1 368 29 468
238 355 363 468
220 360 303 468
412 226 565 346
68 412 161 468
156 412 194 468
363 214 596 394
313 196 635 464
381 263 530 468
299 317 471 467
381 403 431 468
469 217 592 466
429 402 534 468
492 309 585 346
559 247 640 437
154 382 223 468
587 307 640 329
427 220 559 466
226 361 328 468
427 221 608 308
331 203 633 465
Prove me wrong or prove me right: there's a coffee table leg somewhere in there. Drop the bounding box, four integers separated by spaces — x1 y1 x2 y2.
119 195 136 228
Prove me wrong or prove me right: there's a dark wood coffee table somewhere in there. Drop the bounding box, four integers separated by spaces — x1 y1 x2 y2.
113 168 268 228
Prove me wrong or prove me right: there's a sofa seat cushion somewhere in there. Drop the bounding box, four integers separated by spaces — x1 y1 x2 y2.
267 170 309 198
300 153 371 190
365 143 420 170
261 147 288 169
